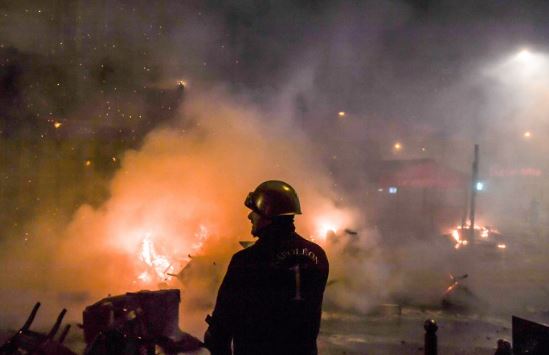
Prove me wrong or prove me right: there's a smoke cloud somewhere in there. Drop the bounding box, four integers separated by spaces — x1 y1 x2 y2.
2 0 549 341
0 88 362 334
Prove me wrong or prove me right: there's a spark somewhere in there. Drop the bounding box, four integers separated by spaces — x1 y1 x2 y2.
338 111 346 118
85 160 92 167
53 121 62 129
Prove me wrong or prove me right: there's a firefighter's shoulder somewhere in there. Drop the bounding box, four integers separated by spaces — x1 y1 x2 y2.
229 243 260 265
273 233 328 268
294 234 328 263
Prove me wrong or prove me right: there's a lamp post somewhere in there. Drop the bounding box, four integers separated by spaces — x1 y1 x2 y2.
469 144 479 239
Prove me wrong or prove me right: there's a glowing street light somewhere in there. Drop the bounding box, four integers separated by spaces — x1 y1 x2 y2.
508 48 545 76
523 131 532 139
338 111 346 118
515 49 533 63
393 142 402 151
487 47 547 84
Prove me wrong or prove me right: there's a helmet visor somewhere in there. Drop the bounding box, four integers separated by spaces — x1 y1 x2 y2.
244 192 256 210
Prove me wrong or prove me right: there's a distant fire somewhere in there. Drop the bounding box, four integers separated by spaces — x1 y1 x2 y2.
317 221 338 239
312 210 353 242
446 223 505 250
451 228 469 249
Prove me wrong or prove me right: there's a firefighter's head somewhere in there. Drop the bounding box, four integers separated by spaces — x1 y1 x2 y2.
245 180 301 236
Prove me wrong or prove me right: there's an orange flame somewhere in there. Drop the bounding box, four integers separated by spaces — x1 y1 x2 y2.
135 225 211 285
449 227 469 249
137 234 175 284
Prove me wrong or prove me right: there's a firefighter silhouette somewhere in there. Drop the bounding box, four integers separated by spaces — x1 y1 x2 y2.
204 180 329 355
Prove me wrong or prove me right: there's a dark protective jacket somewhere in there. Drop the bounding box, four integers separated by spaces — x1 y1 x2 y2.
205 221 329 355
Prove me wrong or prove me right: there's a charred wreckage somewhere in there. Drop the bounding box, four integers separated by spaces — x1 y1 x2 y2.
0 289 202 355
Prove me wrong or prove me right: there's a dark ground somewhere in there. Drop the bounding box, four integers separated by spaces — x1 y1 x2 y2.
0 308 512 354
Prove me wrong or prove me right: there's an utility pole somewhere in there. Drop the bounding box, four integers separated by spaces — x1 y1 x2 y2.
469 144 479 239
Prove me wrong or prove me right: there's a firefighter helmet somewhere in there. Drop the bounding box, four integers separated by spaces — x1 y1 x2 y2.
244 180 302 217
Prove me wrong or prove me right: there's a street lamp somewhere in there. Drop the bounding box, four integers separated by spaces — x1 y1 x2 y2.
515 49 533 63
508 48 545 77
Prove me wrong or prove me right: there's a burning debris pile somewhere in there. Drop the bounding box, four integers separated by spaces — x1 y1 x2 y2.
446 224 507 251
135 229 207 286
0 92 358 336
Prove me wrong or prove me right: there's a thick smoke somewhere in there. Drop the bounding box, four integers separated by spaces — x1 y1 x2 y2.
0 88 363 334
2 0 549 337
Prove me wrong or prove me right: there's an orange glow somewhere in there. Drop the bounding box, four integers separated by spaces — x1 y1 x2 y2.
445 283 457 294
311 206 356 243
447 222 500 249
138 234 174 282
451 229 460 243
317 221 338 240
132 225 211 286
449 226 471 248
55 93 360 299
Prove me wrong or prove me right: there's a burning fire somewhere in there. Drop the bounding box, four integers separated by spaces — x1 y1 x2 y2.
317 221 338 239
311 208 356 242
450 228 469 249
137 234 175 283
135 226 210 285
54 94 366 297
447 223 503 249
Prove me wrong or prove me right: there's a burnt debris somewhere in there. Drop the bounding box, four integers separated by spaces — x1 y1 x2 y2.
0 302 75 355
82 289 202 355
